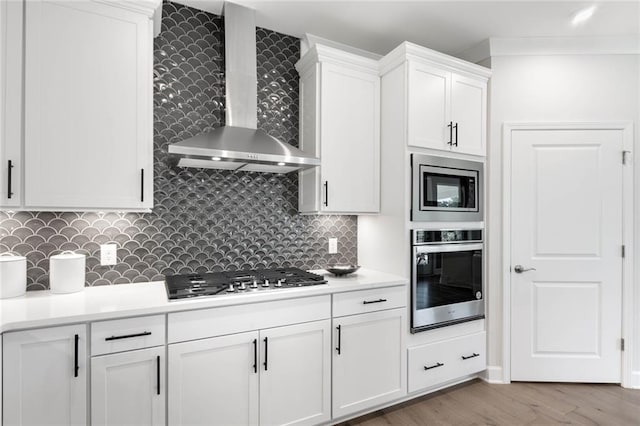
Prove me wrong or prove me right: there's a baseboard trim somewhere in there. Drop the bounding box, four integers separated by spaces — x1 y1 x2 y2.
626 371 640 389
480 366 507 384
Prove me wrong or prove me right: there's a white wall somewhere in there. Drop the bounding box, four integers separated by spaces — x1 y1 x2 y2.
487 52 640 384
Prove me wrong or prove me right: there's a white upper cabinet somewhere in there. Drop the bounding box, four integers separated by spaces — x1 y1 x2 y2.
0 0 157 211
386 42 490 157
297 44 380 214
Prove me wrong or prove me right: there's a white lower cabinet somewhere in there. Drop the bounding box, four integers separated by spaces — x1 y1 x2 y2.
2 324 87 426
332 308 407 419
168 331 259 426
407 331 486 393
91 346 165 426
168 320 331 426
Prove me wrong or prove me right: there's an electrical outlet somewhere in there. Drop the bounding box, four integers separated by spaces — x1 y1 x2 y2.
328 238 338 254
100 244 117 266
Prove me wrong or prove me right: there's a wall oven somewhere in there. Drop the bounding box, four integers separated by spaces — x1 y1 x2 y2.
411 229 484 332
411 154 483 222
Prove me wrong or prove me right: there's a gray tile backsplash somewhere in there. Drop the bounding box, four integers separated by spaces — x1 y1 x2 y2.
0 1 357 291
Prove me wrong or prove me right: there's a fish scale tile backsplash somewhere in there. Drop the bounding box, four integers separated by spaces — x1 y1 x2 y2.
0 1 357 291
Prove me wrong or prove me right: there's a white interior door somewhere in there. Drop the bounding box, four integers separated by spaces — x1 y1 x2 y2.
510 128 624 382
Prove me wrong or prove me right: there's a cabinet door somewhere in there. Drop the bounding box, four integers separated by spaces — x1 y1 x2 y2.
168 331 259 426
0 0 23 207
407 61 451 150
91 346 165 426
451 73 486 156
320 63 380 213
23 1 152 210
260 319 331 426
333 308 406 419
3 324 87 426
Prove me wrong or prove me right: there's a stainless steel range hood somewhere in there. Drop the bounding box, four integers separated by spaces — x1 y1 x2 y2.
168 2 319 173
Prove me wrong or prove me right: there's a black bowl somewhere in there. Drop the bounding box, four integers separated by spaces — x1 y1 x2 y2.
325 264 361 276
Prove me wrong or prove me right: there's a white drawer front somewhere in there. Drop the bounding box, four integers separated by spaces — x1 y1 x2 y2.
332 286 406 317
168 295 331 343
91 315 166 356
408 331 486 393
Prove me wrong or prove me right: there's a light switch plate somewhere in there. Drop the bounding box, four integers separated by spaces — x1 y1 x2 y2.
328 238 338 254
100 244 117 266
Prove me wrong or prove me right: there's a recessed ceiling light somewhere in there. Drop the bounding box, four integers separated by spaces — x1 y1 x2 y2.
277 162 286 166
211 157 221 161
572 5 596 26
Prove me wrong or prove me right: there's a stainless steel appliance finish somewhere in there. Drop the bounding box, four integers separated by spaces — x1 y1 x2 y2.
411 154 483 222
168 3 320 173
165 267 327 300
411 229 484 332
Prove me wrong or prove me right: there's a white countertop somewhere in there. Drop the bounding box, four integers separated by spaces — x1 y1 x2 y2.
0 268 408 333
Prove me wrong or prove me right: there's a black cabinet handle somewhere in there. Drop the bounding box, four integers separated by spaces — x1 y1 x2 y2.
424 362 444 371
140 169 144 202
453 123 459 147
74 334 79 378
363 298 387 305
335 325 341 355
156 355 161 395
7 160 13 199
462 352 480 360
263 337 268 371
447 121 453 146
323 181 328 207
105 331 151 341
252 339 257 373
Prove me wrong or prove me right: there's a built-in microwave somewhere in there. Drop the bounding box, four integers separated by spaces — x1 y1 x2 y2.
411 154 483 222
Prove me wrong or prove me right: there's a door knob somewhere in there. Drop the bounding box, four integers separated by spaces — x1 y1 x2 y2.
514 265 536 274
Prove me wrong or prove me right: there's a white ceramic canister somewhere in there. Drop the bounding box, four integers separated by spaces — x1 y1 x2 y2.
0 252 27 298
50 251 86 294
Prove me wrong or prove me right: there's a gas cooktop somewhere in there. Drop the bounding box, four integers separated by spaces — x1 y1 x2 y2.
165 267 327 300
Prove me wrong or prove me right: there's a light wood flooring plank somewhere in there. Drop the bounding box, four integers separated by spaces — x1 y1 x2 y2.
338 380 640 426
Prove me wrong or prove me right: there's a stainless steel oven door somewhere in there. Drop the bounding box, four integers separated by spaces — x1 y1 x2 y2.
411 242 484 332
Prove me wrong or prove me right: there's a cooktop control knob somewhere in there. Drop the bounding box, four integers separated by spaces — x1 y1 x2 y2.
251 279 258 289
275 279 282 287
262 279 270 287
238 282 246 290
226 284 235 293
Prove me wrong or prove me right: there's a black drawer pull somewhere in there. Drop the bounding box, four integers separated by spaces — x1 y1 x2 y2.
74 334 79 378
336 325 341 355
462 352 480 360
105 331 151 341
140 169 145 202
424 362 444 370
263 337 268 371
363 298 387 305
447 121 453 146
156 355 161 395
252 339 258 373
7 160 13 199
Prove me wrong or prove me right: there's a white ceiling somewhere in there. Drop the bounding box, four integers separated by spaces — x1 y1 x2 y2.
173 1 640 56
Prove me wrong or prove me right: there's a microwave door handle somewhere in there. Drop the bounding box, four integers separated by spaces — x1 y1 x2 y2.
415 243 483 254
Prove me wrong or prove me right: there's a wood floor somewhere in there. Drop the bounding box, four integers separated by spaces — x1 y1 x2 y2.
338 380 640 426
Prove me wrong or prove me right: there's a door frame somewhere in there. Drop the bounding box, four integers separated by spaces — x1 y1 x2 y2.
501 122 634 386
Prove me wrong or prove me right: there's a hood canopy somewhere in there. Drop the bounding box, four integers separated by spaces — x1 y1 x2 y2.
168 2 319 173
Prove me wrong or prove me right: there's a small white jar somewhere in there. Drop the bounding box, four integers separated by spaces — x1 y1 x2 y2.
50 251 86 294
0 252 27 298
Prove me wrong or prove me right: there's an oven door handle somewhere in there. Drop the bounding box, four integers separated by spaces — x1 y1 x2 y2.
414 243 483 254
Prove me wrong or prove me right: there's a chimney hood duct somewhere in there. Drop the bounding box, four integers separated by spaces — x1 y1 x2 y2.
168 2 319 173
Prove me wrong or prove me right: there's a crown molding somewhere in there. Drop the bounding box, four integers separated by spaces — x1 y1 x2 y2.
380 41 492 78
296 43 380 76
